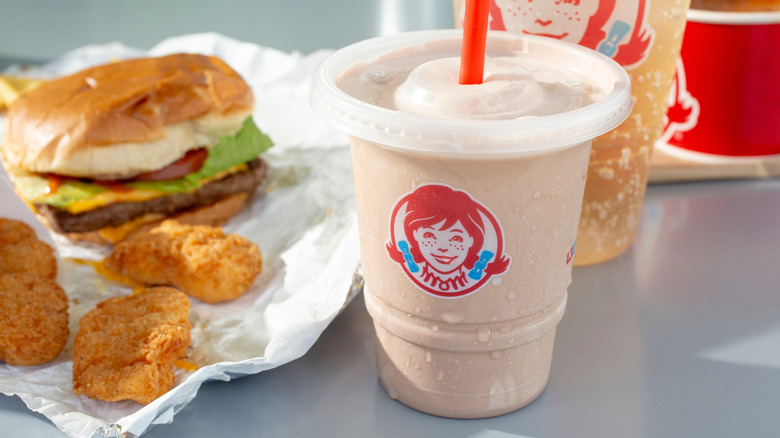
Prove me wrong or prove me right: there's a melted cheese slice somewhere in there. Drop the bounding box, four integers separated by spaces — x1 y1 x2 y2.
96 213 166 244
64 163 249 214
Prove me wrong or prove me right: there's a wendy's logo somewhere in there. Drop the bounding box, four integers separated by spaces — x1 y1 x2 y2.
661 57 700 144
464 0 655 70
386 184 511 299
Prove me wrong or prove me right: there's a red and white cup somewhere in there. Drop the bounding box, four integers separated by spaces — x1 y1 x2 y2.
662 9 780 157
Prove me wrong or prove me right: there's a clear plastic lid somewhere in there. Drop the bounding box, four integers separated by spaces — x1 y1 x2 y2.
311 30 632 158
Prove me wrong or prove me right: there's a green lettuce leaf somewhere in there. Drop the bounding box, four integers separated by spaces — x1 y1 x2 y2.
128 116 273 193
45 180 108 208
11 173 107 208
190 116 273 182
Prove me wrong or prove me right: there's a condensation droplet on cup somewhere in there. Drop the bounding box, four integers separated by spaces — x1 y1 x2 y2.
437 370 445 381
506 291 517 301
598 167 615 180
477 327 491 343
425 351 433 363
440 311 466 323
533 189 541 199
618 147 633 169
490 350 504 360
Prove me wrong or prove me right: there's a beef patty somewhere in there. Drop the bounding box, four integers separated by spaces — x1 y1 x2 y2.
36 158 267 234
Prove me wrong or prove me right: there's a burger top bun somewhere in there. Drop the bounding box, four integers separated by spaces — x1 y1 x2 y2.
1 53 254 179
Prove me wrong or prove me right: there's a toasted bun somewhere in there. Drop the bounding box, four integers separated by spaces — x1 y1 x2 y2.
1 54 253 178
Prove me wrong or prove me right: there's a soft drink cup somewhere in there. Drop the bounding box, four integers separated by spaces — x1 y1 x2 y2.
662 7 780 157
454 0 691 265
311 30 631 418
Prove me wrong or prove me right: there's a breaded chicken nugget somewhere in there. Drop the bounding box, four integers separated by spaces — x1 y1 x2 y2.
104 220 263 303
0 273 69 366
72 287 191 404
0 217 37 244
0 238 58 279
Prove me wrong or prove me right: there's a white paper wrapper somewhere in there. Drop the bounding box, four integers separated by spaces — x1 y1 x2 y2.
0 33 358 437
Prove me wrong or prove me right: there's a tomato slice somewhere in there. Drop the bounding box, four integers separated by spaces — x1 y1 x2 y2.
42 148 209 195
46 174 64 194
93 180 134 193
133 148 208 182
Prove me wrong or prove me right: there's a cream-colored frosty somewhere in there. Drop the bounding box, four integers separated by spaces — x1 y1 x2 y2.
351 138 587 417
311 30 631 418
454 0 691 265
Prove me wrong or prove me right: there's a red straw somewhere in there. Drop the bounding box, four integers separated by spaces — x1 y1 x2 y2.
459 0 490 85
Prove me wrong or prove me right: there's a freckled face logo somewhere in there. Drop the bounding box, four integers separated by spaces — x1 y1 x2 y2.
386 184 511 299
478 0 656 70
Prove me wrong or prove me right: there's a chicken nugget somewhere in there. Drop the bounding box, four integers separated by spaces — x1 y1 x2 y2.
0 217 37 244
0 237 58 279
72 286 191 404
104 220 263 303
0 273 69 366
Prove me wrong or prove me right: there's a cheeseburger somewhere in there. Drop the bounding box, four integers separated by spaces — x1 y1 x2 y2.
1 53 272 244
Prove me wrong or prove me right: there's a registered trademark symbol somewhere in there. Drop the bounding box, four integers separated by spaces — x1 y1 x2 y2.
492 278 501 285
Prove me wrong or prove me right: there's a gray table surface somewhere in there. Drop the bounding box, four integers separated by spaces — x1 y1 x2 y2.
3 1 780 436
3 178 779 437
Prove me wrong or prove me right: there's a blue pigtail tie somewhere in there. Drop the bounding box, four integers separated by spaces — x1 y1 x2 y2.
598 20 630 57
398 241 420 273
468 250 494 280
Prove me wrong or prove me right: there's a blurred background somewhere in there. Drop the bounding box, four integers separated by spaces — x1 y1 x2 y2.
0 0 455 66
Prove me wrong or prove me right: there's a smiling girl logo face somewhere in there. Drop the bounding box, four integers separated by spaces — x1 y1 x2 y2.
386 184 511 299
495 0 600 43
413 220 474 274
481 0 655 70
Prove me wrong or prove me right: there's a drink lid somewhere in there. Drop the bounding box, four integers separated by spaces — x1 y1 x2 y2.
687 9 780 25
311 30 632 158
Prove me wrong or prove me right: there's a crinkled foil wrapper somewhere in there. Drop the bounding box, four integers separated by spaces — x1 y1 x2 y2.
0 33 360 437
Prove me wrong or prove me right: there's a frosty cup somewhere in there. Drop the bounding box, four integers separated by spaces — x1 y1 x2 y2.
311 30 631 418
455 0 691 265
